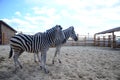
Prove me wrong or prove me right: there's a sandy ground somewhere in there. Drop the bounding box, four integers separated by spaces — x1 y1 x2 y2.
0 45 120 80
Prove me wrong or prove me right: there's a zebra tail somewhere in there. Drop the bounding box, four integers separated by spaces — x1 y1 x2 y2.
9 47 13 58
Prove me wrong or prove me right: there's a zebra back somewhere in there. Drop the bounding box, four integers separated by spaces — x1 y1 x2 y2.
32 25 63 52
10 33 33 52
10 25 63 53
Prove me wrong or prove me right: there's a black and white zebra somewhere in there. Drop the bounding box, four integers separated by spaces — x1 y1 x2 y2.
34 26 78 64
9 25 65 73
52 26 78 64
33 29 66 62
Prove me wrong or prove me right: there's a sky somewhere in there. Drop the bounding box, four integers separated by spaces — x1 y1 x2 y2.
0 0 120 36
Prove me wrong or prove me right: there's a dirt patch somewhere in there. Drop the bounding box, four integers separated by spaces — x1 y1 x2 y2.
0 46 120 80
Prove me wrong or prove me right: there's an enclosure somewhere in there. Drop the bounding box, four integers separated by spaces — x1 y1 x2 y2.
0 45 120 80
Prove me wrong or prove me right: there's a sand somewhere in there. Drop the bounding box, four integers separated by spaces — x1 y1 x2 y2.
0 45 120 80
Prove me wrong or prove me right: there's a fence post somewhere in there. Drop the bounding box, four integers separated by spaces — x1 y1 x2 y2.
97 37 100 46
76 34 79 46
84 36 86 46
103 36 105 47
94 34 96 46
108 35 111 47
112 32 116 48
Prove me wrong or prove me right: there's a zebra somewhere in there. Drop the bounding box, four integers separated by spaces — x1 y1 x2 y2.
9 25 65 73
33 30 66 62
34 26 78 64
51 26 78 64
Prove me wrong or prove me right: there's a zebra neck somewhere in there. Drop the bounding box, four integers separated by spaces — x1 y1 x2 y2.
64 31 70 41
45 33 55 46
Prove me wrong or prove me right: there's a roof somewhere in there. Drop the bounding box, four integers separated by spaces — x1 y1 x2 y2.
96 27 120 35
0 20 17 33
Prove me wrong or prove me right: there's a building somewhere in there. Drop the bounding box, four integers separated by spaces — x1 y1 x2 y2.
0 20 17 45
94 27 120 48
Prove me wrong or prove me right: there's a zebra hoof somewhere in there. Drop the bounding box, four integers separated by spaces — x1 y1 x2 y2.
13 67 19 73
58 59 62 64
38 60 41 63
44 69 49 74
52 61 54 64
40 66 42 70
20 65 23 69
34 60 37 63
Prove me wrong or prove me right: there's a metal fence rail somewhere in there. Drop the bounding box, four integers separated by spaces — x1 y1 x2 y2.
64 35 120 48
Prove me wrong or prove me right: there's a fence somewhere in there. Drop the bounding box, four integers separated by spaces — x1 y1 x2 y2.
64 35 94 46
94 35 112 47
64 35 120 48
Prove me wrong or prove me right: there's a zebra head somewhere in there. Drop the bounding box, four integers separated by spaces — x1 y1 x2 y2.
46 25 64 44
55 25 66 44
69 26 78 41
54 25 66 43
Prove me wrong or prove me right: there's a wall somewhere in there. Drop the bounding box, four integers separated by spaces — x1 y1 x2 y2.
1 24 15 44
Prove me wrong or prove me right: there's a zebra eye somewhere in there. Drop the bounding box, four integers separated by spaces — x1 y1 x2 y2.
72 31 74 34
59 25 62 30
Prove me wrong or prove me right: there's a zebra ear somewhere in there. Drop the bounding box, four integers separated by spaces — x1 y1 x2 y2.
56 25 62 30
59 25 62 30
72 27 74 30
70 26 74 30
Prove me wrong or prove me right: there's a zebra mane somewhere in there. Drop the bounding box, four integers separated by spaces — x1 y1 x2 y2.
45 25 62 33
69 26 74 30
63 26 74 32
46 27 55 33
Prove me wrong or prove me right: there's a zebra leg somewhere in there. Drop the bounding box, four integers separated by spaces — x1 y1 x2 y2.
57 46 62 63
34 53 41 62
52 49 57 64
52 46 61 64
37 53 41 62
40 52 49 73
34 53 37 62
13 52 22 70
13 54 17 71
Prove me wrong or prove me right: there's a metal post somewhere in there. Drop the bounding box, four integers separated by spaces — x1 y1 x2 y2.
94 34 96 46
112 32 116 48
